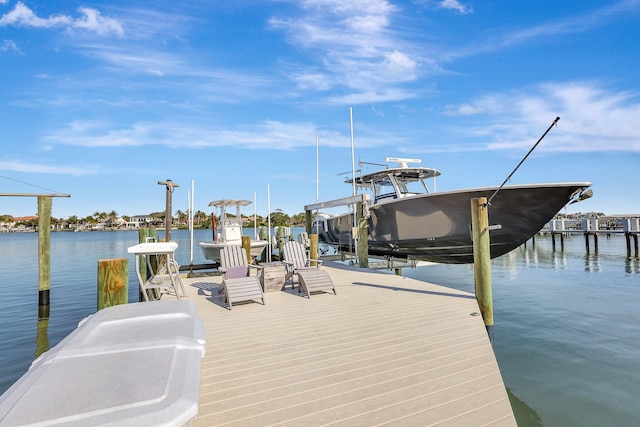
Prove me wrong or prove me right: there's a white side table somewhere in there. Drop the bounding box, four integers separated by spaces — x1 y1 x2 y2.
127 242 184 301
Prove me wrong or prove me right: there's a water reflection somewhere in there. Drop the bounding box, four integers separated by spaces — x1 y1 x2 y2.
507 387 543 427
35 317 49 358
625 256 640 274
584 251 601 273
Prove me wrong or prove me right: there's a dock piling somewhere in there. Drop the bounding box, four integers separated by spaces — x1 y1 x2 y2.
97 258 129 310
357 202 369 268
37 196 51 316
471 197 494 344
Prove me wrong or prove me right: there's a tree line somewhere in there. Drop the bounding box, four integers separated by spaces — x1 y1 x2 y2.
1 208 308 229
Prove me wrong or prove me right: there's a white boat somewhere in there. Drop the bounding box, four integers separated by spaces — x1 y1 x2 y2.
198 199 268 262
314 157 593 264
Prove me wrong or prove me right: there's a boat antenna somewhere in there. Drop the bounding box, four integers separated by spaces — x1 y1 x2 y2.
316 135 319 202
358 160 388 169
486 116 560 206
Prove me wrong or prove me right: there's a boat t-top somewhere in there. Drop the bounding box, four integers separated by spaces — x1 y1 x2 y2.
198 199 268 263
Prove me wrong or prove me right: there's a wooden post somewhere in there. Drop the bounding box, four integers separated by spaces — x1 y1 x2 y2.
97 258 129 310
357 202 369 268
38 196 52 318
242 235 251 264
258 226 268 262
158 179 179 242
471 197 494 344
310 233 319 266
137 227 156 301
305 210 312 235
277 226 285 256
138 228 149 281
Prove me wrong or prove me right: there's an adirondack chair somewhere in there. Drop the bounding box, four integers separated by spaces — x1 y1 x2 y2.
218 245 264 309
282 241 335 297
282 240 322 272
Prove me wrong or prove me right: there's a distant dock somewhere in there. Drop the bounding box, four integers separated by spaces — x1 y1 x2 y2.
182 261 516 426
540 217 640 256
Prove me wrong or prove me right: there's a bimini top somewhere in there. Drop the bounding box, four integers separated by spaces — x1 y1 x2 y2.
349 166 441 186
207 199 252 208
346 157 441 186
344 158 442 204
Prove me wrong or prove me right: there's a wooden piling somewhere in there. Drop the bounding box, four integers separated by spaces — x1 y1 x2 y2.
242 235 251 264
471 197 494 344
37 196 51 314
305 210 312 235
158 179 179 242
276 226 286 255
97 258 129 310
137 227 157 301
357 202 369 268
310 234 319 266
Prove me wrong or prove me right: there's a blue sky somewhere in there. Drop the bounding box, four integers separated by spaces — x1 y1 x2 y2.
1 0 639 220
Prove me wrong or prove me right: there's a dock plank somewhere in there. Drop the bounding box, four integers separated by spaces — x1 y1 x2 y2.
179 261 516 426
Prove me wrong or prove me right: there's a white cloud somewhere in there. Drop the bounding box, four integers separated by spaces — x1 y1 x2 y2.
0 160 96 176
0 2 123 36
0 2 71 28
443 0 640 61
269 0 426 103
1 39 22 54
73 7 124 37
438 0 473 14
444 82 640 153
43 120 350 150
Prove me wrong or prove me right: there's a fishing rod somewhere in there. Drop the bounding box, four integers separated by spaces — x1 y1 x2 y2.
486 116 560 206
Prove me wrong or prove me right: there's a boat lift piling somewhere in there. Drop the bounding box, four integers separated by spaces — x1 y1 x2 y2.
0 193 70 319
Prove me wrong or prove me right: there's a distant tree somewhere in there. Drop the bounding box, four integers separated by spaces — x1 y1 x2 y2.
176 209 187 227
108 210 118 228
290 212 307 226
269 209 290 226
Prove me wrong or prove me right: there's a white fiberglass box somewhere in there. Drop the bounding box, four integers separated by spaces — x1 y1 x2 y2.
0 300 206 426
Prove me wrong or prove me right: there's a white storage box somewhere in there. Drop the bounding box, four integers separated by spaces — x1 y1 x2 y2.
0 300 206 426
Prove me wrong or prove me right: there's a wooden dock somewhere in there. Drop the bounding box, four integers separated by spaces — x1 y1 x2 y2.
179 261 516 426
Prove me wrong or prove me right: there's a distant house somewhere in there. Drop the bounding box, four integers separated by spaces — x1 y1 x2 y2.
129 215 163 228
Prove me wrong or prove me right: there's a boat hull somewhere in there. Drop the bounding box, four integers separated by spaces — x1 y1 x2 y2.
198 240 268 262
316 183 591 264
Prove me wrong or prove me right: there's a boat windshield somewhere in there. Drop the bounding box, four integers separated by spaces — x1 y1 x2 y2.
373 177 396 201
395 174 430 197
370 173 430 203
222 215 242 227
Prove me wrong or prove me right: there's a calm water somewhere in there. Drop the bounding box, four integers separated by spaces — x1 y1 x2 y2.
1 229 638 426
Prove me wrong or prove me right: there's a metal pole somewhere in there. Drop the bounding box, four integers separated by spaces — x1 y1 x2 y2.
487 116 560 205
